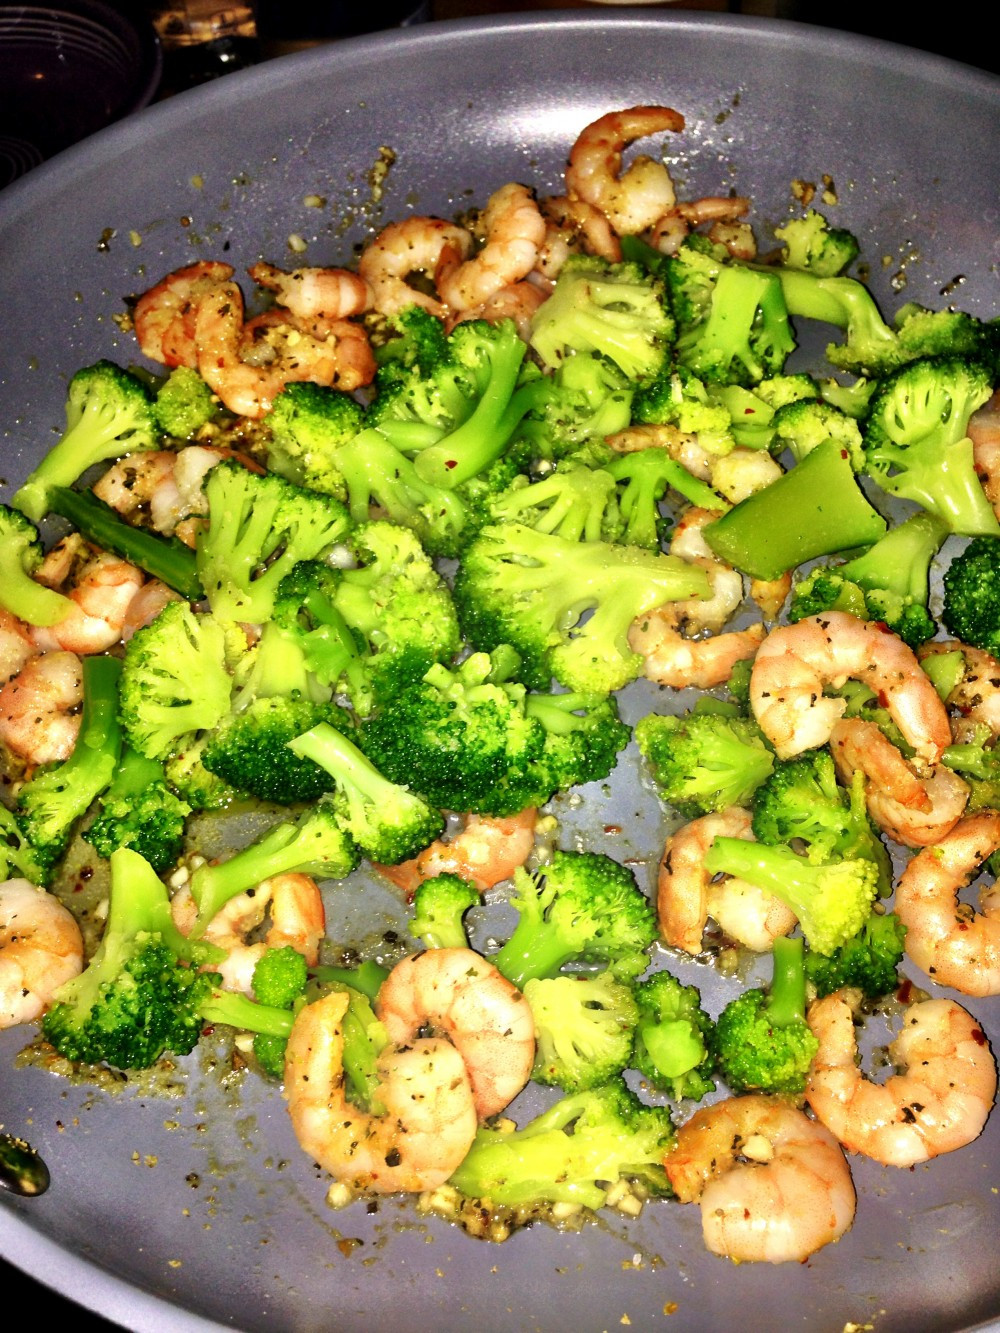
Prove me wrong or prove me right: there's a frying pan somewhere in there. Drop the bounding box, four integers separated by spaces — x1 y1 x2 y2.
1 12 998 1330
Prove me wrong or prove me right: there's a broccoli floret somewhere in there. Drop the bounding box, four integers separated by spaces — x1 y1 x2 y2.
408 874 479 950
453 522 710 693
863 356 996 535
789 511 947 648
0 805 47 885
0 505 73 627
449 1080 673 1213
264 381 364 495
374 304 450 378
604 449 729 548
703 837 879 956
83 746 191 873
270 560 367 704
530 255 673 382
772 267 994 378
119 602 235 761
493 850 656 989
189 804 358 932
635 710 775 817
770 398 864 467
707 374 821 452
358 652 545 816
247 945 309 1078
46 487 203 599
17 655 123 880
287 722 443 866
521 690 631 801
714 936 819 1096
154 367 221 439
13 361 159 522
941 721 1000 811
751 752 892 895
513 353 634 461
631 366 736 456
942 536 1000 654
631 971 716 1102
164 735 240 813
803 910 907 1000
701 436 887 580
674 259 796 388
487 467 623 544
524 972 638 1093
774 210 860 278
196 461 352 623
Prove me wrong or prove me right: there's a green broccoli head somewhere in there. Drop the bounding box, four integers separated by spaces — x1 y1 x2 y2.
83 747 190 874
524 972 638 1093
487 466 624 545
521 690 631 802
512 352 634 461
154 367 222 440
631 365 736 455
632 970 716 1102
942 536 1000 655
635 709 775 817
251 945 309 1009
0 805 48 886
803 910 906 1000
774 210 860 277
264 380 363 496
408 874 479 950
493 850 656 988
0 505 74 627
14 360 159 522
770 398 864 467
604 448 728 548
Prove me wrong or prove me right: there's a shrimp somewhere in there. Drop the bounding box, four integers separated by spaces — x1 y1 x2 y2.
709 447 784 504
565 105 685 236
749 611 952 764
0 650 83 765
171 873 325 994
829 717 968 847
805 988 997 1166
657 807 796 955
284 988 478 1194
376 809 537 895
0 609 34 686
194 279 375 417
0 878 84 1028
749 572 792 623
358 216 473 319
133 260 235 368
894 811 1000 995
970 388 1000 519
920 639 1000 738
649 196 752 257
628 508 764 690
535 194 622 281
248 261 373 338
121 580 182 642
447 280 548 341
377 947 535 1119
436 182 546 313
663 1094 856 1264
30 541 145 655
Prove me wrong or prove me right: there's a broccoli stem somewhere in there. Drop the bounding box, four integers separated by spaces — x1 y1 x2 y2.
48 486 203 599
310 961 390 1004
199 989 296 1038
766 936 808 1028
702 437 887 580
288 723 399 810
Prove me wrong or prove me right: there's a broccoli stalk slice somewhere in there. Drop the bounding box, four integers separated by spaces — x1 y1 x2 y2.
189 807 358 934
409 874 479 950
287 722 443 865
703 836 879 956
766 935 810 1027
17 654 124 876
47 486 203 599
702 436 887 580
14 360 159 522
0 505 74 626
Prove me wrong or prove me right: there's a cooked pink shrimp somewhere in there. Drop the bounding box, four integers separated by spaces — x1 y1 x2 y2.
358 216 473 319
194 280 374 416
565 106 685 236
664 1094 856 1264
629 508 764 689
805 989 996 1166
0 610 35 686
658 807 795 954
749 611 952 764
436 183 546 313
0 650 83 765
377 947 535 1119
829 717 968 847
920 639 1000 738
248 261 373 337
376 809 537 895
0 878 84 1028
894 811 1000 995
133 260 235 368
447 280 548 340
284 988 478 1194
709 447 784 504
970 388 1000 519
171 873 325 994
535 194 622 281
30 543 144 655
649 196 752 256
121 580 182 642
